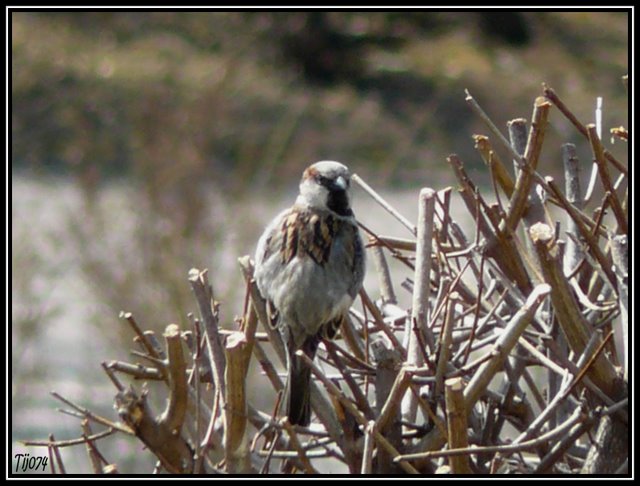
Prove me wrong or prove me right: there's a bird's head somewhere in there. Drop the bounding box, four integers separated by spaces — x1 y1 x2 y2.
297 161 354 217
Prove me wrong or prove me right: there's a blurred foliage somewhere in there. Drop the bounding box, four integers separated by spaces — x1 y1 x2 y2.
12 11 628 189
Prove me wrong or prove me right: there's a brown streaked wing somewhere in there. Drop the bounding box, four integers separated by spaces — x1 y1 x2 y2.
281 210 301 264
305 212 337 266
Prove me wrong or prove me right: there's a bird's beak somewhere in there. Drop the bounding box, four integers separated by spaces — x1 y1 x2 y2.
335 176 348 191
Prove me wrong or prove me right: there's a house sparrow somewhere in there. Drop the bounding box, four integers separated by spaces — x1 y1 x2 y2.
254 161 365 426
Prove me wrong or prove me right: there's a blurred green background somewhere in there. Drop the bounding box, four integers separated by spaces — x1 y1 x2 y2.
12 12 628 184
11 11 628 473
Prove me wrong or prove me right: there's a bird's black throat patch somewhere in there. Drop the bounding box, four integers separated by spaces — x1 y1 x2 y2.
326 189 352 216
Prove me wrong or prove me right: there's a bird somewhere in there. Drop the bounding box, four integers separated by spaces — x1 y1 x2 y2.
254 161 365 426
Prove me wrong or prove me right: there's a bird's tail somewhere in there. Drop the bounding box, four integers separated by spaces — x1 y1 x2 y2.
286 352 312 426
285 338 319 426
